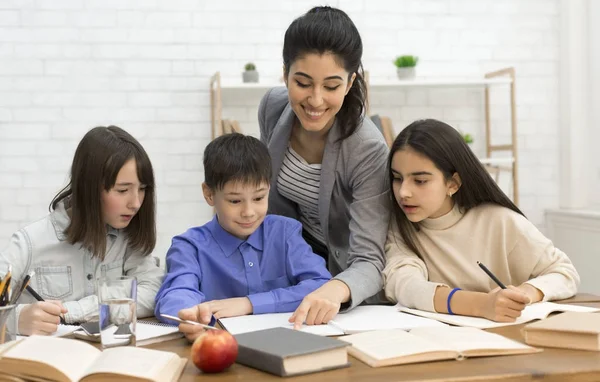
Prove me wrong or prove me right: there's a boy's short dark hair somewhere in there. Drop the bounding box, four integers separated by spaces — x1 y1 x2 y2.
203 133 272 191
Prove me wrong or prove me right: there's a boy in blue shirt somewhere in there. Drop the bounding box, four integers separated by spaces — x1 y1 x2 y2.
155 133 331 341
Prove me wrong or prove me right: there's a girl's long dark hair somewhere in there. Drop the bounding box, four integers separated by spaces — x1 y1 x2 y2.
283 6 367 141
388 119 524 259
51 125 156 259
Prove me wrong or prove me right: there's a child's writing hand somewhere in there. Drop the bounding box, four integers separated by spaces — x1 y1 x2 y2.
480 286 530 322
178 297 252 342
18 300 68 336
516 283 544 304
289 280 349 330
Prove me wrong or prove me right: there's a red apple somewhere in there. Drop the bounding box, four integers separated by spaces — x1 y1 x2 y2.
190 329 238 373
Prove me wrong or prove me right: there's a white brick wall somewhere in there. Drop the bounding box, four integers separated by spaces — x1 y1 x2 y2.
0 0 560 262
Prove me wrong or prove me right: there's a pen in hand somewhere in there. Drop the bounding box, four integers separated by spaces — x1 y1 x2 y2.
160 314 219 331
26 285 67 325
477 261 507 289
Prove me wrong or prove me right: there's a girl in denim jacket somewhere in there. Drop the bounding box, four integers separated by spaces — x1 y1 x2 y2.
0 126 163 336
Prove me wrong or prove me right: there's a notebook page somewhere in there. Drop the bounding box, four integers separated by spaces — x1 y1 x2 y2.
16 324 81 340
219 312 344 336
328 305 446 334
136 321 181 342
401 302 600 329
410 326 535 353
340 329 452 361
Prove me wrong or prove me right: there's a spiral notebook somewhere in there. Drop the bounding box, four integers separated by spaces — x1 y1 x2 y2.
72 320 184 346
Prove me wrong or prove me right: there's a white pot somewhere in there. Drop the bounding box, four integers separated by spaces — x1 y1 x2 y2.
396 67 416 80
242 70 259 83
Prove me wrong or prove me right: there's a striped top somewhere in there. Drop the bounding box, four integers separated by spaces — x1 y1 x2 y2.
277 146 326 245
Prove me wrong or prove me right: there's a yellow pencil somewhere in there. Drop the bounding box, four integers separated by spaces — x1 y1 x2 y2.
0 265 12 306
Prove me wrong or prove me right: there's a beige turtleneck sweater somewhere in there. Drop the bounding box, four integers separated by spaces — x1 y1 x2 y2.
383 203 580 312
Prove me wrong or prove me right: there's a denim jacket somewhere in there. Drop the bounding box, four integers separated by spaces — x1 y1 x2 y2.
0 200 164 333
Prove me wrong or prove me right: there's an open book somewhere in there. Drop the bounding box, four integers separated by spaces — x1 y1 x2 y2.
340 326 541 367
400 302 600 329
218 305 446 336
0 336 186 382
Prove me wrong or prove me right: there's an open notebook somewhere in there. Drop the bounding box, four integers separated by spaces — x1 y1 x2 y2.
219 305 446 336
16 325 80 340
71 321 183 346
400 302 600 329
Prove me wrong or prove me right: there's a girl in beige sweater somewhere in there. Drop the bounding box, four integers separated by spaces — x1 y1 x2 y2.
383 119 580 322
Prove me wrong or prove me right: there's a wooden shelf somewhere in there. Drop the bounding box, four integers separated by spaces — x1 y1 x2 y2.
479 157 515 165
210 67 519 204
215 77 512 90
217 80 282 90
369 77 512 88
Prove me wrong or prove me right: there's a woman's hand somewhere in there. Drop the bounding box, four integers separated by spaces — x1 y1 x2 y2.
289 280 350 329
479 286 530 322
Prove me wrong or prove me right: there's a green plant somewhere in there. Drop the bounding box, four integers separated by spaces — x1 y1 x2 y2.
244 62 256 71
393 55 419 68
462 133 474 144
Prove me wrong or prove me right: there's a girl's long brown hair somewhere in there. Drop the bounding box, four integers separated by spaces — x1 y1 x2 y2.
388 119 523 259
50 126 156 259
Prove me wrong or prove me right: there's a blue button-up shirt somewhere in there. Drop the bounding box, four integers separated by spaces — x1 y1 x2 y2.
155 215 331 321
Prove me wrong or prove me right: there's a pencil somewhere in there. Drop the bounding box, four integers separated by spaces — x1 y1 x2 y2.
477 261 507 289
9 271 33 306
0 265 12 306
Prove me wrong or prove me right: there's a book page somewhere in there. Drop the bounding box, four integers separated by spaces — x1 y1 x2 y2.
328 305 446 334
82 346 180 380
400 302 600 329
340 329 456 361
410 327 535 355
399 307 519 329
219 312 344 336
2 336 100 382
520 302 600 321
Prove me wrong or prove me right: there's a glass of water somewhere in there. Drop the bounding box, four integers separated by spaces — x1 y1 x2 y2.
97 276 137 349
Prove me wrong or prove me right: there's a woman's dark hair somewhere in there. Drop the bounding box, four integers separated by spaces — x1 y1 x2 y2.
388 119 524 259
283 6 367 141
50 125 156 259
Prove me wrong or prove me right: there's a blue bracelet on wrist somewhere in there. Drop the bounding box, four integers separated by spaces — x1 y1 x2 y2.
447 287 461 315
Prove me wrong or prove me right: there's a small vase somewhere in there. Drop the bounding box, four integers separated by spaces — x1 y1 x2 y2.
396 67 416 80
242 70 259 83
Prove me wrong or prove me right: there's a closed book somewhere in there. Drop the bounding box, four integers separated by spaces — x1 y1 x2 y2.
523 311 600 351
234 327 350 377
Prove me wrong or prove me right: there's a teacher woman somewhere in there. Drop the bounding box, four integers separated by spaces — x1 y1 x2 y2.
259 6 390 328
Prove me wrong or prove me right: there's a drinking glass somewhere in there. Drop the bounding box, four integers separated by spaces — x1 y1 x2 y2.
97 276 137 349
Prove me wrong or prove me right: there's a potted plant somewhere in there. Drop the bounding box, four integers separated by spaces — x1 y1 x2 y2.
242 62 259 83
393 55 418 80
462 132 474 146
